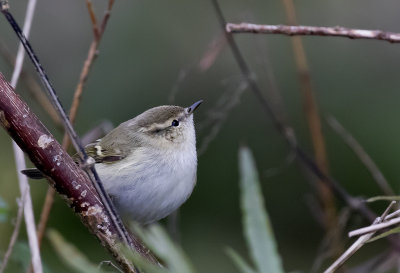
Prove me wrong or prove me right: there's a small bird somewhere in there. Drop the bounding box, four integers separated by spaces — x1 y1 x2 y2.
23 100 202 224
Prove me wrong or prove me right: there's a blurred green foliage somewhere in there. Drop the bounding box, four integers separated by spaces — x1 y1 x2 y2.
5 242 52 273
1 0 400 272
229 147 283 273
47 229 110 273
0 197 8 223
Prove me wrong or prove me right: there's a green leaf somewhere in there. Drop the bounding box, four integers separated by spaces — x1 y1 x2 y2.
131 224 196 273
366 196 400 202
238 146 284 273
367 227 400 243
47 229 108 273
225 247 256 273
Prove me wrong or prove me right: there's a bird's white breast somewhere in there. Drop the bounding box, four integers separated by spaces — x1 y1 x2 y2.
95 139 197 225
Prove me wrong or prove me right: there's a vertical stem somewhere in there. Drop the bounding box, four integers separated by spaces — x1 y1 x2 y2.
7 0 43 271
281 0 337 230
13 143 43 273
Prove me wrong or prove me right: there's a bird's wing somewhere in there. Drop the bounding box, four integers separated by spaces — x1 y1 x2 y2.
72 140 128 164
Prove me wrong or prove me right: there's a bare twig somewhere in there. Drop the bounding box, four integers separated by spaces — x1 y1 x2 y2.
384 209 400 221
325 202 396 273
226 23 400 43
349 217 400 238
85 0 100 39
0 191 26 273
324 220 379 273
7 0 43 272
327 115 394 196
13 143 43 273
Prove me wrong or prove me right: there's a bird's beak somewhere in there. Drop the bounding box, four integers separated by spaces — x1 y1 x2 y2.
186 100 203 114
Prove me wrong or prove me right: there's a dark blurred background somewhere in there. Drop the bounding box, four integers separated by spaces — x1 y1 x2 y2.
1 0 400 272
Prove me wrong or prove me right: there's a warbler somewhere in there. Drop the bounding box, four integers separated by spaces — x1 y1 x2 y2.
23 100 202 224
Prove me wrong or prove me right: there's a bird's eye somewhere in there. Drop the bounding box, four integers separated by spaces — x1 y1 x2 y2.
171 120 179 127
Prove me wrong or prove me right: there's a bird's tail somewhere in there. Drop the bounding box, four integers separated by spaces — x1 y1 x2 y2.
21 168 45 179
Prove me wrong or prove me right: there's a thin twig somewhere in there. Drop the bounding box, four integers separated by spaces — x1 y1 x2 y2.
385 209 400 221
36 0 117 248
349 217 400 238
382 201 396 219
85 0 100 39
211 0 376 222
7 0 43 272
327 115 394 196
226 23 400 44
324 219 379 273
325 202 396 273
0 191 26 273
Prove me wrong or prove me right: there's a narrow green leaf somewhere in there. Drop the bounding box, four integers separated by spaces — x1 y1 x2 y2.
132 224 196 273
239 146 284 273
366 196 400 202
367 227 400 243
225 247 256 273
47 229 107 273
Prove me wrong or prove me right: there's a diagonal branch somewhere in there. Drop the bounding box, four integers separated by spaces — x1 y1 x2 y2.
226 23 400 43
